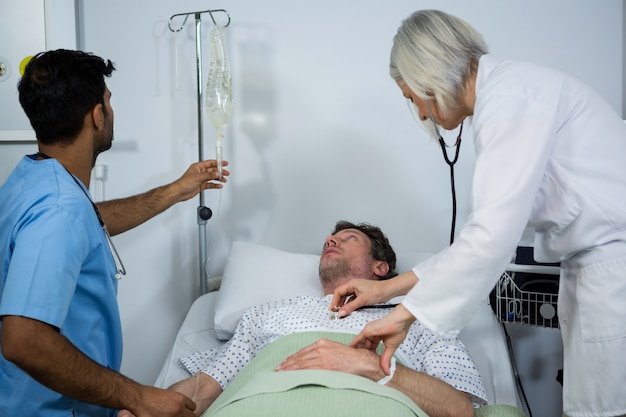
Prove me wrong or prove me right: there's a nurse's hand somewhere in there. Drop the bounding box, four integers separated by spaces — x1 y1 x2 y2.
117 387 196 417
174 159 230 202
350 304 416 375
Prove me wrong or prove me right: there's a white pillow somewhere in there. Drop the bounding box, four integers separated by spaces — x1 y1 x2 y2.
214 241 324 340
395 252 433 272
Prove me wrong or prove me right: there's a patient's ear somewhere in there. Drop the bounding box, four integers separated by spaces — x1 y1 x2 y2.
373 261 389 279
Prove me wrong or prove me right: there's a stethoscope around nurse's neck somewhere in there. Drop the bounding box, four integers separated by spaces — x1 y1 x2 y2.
425 99 463 245
37 151 127 279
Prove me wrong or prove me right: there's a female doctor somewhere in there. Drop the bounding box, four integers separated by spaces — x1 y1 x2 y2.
331 9 626 417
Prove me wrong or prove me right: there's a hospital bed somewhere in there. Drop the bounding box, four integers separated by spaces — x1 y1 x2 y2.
155 241 526 416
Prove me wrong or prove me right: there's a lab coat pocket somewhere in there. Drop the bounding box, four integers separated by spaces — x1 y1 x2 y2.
577 256 626 342
531 171 583 261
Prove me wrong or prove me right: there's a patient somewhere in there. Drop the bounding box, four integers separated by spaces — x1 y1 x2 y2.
122 221 487 417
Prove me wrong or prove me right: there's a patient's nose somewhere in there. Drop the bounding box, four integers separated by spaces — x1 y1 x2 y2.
326 235 338 247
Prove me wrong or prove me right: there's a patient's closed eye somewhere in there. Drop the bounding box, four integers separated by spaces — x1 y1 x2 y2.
339 233 359 243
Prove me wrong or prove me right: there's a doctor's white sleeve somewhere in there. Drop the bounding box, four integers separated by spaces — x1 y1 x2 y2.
405 89 559 337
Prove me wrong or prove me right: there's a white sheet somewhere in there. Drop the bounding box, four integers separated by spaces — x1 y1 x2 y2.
155 291 521 408
155 291 225 388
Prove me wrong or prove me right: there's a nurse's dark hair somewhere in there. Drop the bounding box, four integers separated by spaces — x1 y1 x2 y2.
389 9 488 112
18 49 116 145
332 220 398 280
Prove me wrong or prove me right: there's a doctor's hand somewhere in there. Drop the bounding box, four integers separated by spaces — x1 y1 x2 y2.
329 279 387 317
350 304 416 375
330 271 418 318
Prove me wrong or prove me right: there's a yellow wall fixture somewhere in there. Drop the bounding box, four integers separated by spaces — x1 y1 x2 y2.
19 55 34 76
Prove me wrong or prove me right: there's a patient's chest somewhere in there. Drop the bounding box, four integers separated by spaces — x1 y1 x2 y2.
263 295 389 334
258 295 391 337
251 295 435 365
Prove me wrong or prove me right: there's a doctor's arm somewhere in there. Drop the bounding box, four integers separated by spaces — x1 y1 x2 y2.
1 315 196 416
276 338 474 417
97 160 228 236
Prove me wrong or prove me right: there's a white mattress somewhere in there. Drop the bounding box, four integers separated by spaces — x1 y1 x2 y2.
155 291 521 408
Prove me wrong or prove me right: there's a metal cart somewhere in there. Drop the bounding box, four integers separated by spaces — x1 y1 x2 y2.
490 247 561 329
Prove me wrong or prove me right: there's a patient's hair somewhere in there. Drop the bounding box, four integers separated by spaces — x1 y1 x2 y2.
389 9 487 112
18 49 116 145
333 221 397 280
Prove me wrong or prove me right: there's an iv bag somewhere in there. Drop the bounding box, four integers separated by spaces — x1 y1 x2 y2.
206 26 233 131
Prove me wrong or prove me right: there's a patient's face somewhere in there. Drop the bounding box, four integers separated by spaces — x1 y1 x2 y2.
319 228 374 290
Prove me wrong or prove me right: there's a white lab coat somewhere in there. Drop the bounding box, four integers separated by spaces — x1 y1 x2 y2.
403 54 626 416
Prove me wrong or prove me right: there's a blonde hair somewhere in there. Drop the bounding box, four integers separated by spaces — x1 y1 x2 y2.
390 10 487 112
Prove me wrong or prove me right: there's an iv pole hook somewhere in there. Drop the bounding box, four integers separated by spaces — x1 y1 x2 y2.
168 9 231 33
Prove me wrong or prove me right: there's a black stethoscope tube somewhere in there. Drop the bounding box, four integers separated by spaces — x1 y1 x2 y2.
438 125 462 245
426 99 463 245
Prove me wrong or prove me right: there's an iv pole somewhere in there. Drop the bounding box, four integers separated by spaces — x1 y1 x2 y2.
168 9 231 294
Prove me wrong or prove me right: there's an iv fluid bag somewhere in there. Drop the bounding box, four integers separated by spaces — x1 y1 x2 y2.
206 26 233 131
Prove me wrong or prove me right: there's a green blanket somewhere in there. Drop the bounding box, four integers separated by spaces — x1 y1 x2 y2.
201 331 527 417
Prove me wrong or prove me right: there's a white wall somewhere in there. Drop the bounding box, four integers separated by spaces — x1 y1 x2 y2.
1 1 623 415
622 2 626 120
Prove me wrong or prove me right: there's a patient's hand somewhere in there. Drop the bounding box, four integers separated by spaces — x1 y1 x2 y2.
275 338 385 382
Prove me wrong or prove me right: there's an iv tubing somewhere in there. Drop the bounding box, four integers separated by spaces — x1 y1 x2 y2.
195 15 205 206
216 139 223 180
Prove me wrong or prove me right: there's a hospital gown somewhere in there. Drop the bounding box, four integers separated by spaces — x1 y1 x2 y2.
180 294 487 407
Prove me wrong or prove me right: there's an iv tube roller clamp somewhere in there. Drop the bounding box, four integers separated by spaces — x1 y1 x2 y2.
168 8 231 294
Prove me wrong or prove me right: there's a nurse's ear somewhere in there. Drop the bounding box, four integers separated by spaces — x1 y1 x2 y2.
91 103 106 131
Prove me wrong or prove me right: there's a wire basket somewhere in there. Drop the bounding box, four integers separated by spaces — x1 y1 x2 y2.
491 263 561 328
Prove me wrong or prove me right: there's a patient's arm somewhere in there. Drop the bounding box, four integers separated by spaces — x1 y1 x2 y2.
168 373 223 416
276 338 473 417
388 365 474 417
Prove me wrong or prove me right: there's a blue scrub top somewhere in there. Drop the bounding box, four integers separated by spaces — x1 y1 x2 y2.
0 155 122 416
